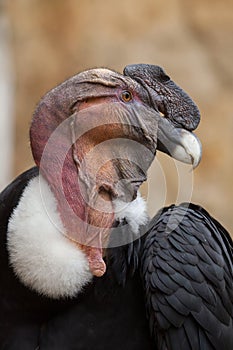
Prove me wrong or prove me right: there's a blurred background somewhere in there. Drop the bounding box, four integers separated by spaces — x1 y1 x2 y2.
1 0 233 233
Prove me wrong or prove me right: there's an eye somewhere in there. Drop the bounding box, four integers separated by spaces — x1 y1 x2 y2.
121 90 132 103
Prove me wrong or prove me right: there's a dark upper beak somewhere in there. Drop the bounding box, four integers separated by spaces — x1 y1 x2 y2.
124 63 202 168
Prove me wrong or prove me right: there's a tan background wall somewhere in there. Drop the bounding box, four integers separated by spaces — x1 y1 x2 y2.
3 0 233 233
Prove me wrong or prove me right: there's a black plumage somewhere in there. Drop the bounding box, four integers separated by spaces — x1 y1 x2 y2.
0 167 153 350
142 203 233 349
0 65 232 349
0 168 233 349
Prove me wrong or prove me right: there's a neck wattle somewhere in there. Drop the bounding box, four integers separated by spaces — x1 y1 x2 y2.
30 111 114 277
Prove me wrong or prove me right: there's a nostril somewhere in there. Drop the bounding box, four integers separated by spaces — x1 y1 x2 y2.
158 102 166 117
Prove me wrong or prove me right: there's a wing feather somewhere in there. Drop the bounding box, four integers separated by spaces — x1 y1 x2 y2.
142 203 233 349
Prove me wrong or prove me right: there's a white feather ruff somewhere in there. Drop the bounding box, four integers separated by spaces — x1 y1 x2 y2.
7 175 149 299
113 193 149 234
7 175 93 299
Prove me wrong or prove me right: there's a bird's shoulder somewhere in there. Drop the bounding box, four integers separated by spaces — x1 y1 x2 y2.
142 203 233 350
0 166 39 225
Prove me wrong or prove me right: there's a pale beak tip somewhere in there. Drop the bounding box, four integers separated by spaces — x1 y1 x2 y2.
190 134 202 169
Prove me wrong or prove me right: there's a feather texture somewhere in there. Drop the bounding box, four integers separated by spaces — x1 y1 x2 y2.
142 203 233 350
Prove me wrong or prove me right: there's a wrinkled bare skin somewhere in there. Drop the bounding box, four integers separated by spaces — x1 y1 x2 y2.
30 66 201 276
124 64 200 131
68 103 158 276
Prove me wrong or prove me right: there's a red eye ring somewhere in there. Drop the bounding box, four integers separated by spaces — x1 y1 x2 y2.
121 90 132 103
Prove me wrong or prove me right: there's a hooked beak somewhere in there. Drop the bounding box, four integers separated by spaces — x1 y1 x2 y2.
123 63 202 168
157 117 202 168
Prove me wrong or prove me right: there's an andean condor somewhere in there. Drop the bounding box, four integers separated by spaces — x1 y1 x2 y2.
0 64 232 349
